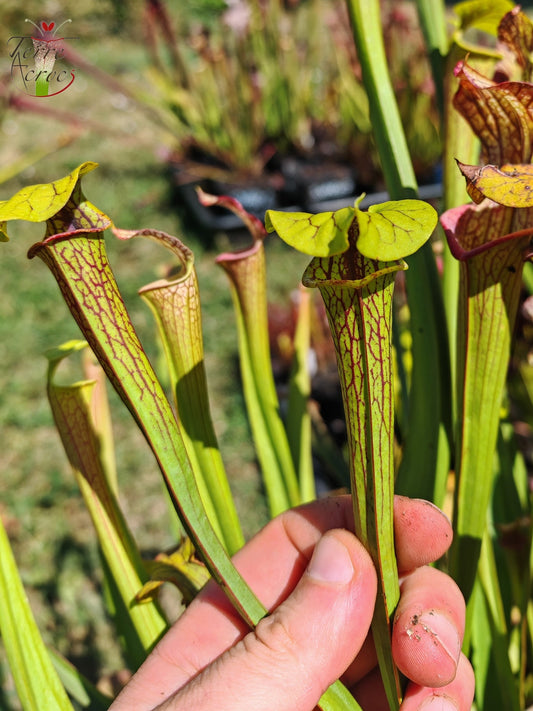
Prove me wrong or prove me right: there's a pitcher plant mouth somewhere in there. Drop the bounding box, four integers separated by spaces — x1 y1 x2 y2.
215 235 262 264
267 181 436 710
441 202 533 262
1 164 267 630
437 11 533 616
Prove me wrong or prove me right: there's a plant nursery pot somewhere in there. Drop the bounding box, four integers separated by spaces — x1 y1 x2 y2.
171 155 442 233
170 154 359 232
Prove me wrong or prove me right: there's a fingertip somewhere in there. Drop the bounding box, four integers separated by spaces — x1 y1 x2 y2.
401 653 475 711
393 609 461 687
307 528 377 588
394 497 453 572
307 532 355 585
392 567 465 688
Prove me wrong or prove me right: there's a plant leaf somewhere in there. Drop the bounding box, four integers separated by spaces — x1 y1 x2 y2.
355 199 437 260
0 162 99 241
217 239 300 515
304 244 404 710
441 200 533 602
46 344 169 663
345 0 450 537
453 62 533 165
29 227 266 627
48 648 111 711
0 517 74 710
498 6 533 79
114 226 245 555
458 161 533 207
453 0 515 35
266 199 436 261
286 287 314 503
265 208 354 257
3 164 360 711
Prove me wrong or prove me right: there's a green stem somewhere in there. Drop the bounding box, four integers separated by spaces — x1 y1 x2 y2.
29 231 356 711
441 47 492 450
303 246 404 711
442 204 532 602
414 0 448 117
217 241 301 514
345 0 451 502
286 287 315 502
47 363 168 660
121 228 244 555
344 0 416 197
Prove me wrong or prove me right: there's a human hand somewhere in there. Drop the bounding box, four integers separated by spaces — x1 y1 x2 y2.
110 495 474 711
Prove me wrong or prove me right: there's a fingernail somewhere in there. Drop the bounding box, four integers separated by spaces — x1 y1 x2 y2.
418 611 461 665
307 533 354 585
419 694 458 710
412 497 452 526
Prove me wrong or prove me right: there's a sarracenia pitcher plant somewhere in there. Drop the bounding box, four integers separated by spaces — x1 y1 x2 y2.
440 11 533 605
438 7 533 708
0 162 363 711
0 159 437 711
2 2 533 710
267 198 437 709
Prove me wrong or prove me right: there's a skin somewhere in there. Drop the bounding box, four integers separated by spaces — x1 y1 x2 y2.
110 496 474 711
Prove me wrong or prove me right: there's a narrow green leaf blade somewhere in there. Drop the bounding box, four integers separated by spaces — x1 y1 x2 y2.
286 288 314 503
114 227 244 554
441 201 533 602
319 681 363 711
198 190 302 513
0 516 74 711
46 344 169 662
48 648 111 711
217 238 300 514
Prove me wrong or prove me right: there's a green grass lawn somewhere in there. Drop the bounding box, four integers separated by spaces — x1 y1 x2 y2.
0 6 311 703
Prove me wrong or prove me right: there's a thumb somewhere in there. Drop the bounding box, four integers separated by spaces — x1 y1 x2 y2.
163 530 377 711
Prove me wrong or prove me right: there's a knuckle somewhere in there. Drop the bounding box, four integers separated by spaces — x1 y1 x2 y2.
246 613 300 667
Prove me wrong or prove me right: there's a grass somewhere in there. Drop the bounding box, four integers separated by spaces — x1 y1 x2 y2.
0 7 314 703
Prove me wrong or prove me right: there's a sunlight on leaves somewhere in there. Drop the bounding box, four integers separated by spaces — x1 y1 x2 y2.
0 162 98 241
499 6 533 80
453 0 515 35
355 200 437 260
458 161 533 207
267 199 436 261
265 207 354 257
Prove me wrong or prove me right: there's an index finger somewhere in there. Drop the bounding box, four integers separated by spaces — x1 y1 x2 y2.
112 495 452 708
